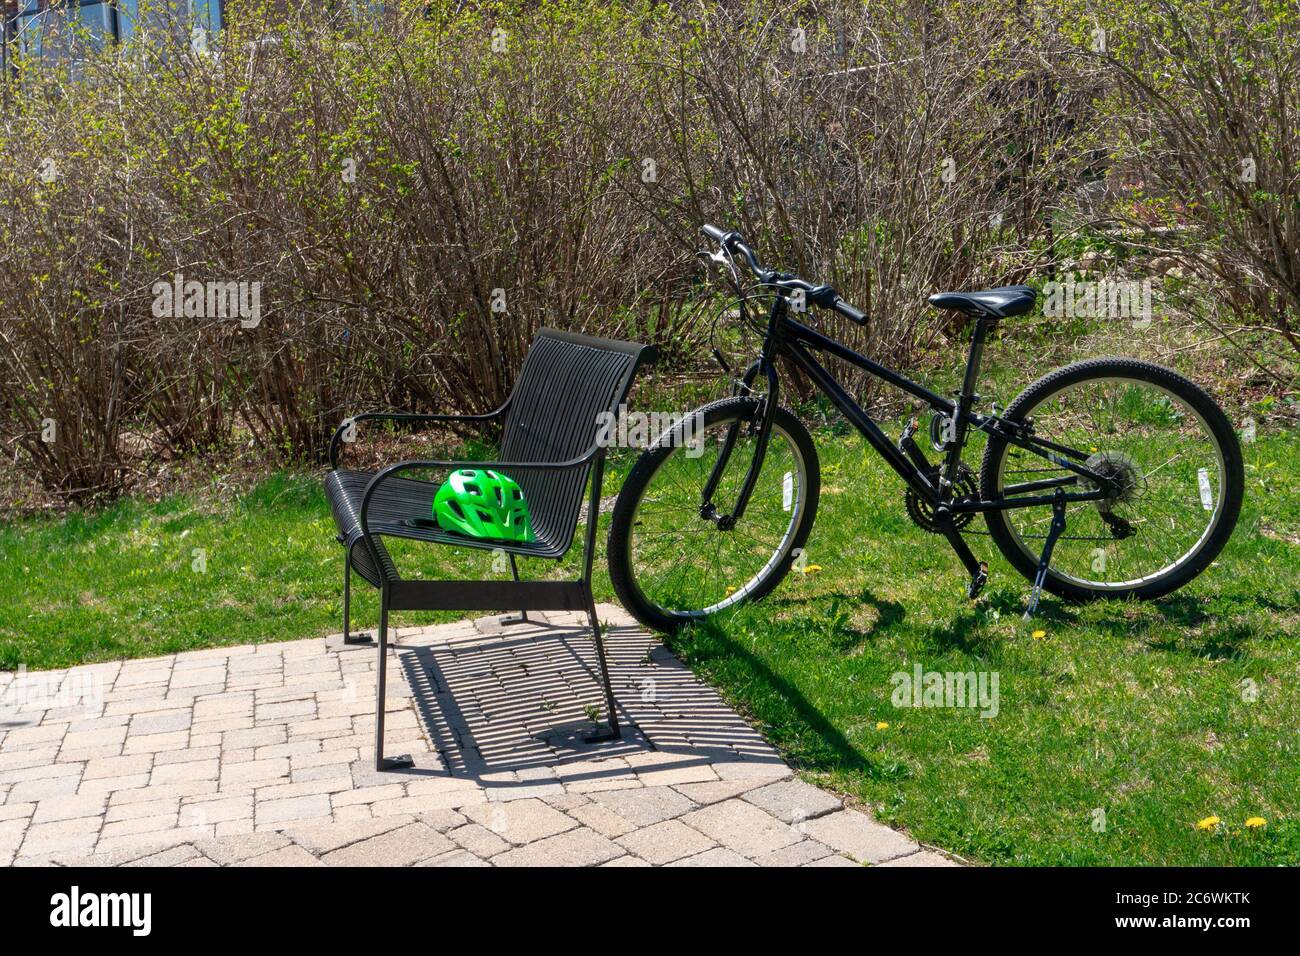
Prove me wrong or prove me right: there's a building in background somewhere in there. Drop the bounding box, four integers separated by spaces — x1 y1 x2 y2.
1 0 223 71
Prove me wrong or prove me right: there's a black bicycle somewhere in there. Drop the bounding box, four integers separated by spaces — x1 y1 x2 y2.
607 225 1244 632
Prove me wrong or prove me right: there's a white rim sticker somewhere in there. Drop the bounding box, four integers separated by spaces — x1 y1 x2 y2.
1197 468 1214 511
782 471 793 512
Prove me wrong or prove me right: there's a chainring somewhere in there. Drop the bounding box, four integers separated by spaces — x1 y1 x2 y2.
905 463 977 533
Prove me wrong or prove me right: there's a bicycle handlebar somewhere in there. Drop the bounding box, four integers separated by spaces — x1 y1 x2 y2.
700 224 868 326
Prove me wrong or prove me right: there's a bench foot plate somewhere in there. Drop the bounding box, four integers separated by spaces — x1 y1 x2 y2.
377 755 415 771
326 632 374 652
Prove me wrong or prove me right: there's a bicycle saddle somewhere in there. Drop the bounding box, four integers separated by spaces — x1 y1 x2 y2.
928 285 1036 318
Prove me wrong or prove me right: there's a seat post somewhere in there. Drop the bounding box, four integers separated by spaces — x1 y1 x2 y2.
942 312 992 490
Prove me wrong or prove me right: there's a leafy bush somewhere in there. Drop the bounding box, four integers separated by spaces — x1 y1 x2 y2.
7 0 1271 504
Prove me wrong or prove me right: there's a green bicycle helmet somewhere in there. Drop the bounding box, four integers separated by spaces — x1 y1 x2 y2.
433 469 534 543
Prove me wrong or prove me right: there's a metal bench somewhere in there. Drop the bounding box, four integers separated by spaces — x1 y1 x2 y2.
324 328 656 770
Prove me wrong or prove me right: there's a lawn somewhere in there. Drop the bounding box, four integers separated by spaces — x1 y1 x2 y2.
2 321 1297 866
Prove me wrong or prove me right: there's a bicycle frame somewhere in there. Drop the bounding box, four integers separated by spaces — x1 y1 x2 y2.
707 294 1117 580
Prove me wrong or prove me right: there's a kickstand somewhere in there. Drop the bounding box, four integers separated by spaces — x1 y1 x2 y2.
1024 490 1068 621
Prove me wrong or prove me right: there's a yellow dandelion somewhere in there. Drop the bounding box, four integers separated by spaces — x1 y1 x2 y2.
725 586 737 595
1245 817 1266 829
799 563 823 575
1032 629 1046 640
1195 815 1221 831
876 721 889 731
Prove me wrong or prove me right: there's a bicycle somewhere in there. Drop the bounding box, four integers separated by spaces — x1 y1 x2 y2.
606 225 1244 632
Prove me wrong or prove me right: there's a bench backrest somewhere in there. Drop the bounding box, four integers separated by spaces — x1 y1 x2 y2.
500 328 655 552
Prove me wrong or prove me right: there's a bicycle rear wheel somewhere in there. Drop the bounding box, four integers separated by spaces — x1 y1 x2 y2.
980 358 1243 601
607 397 820 632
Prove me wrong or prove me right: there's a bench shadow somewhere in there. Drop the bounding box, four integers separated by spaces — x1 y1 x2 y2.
391 617 779 794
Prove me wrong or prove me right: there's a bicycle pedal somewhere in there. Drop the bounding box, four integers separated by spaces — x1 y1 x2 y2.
967 562 989 600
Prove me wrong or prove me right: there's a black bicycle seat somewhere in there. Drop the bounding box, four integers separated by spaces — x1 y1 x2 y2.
928 286 1036 318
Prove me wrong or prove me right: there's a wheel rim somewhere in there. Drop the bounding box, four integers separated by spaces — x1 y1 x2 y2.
993 376 1228 590
625 415 808 619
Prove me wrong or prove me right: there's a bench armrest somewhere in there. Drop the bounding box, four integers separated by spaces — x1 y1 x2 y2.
329 403 509 469
356 445 604 553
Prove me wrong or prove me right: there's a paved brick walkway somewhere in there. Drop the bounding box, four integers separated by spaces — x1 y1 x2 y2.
0 605 955 867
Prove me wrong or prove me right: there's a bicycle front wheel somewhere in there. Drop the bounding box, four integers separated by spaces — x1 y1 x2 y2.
607 397 820 632
980 358 1244 601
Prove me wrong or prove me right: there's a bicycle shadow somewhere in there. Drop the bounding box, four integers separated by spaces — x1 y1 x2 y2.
979 587 1278 661
678 613 895 779
764 588 907 653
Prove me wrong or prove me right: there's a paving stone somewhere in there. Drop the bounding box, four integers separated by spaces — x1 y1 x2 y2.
589 786 696 828
601 854 652 867
541 792 590 812
492 827 622 867
194 832 291 865
462 798 576 845
9 773 82 803
321 823 455 867
666 846 755 867
236 844 324 867
876 850 959 867
62 726 129 752
125 845 201 867
712 759 792 783
333 784 404 808
179 796 253 827
123 731 190 755
129 710 192 736
742 778 842 825
30 793 107 825
105 797 180 823
448 823 511 859
680 799 800 858
801 809 919 864
753 839 834 867
0 803 35 824
101 814 180 839
416 848 490 867
616 820 715 865
624 750 719 786
567 802 638 838
803 854 860 867
417 809 469 833
672 779 758 805
257 794 333 826
221 758 290 786
286 816 410 855
224 727 287 750
151 759 220 786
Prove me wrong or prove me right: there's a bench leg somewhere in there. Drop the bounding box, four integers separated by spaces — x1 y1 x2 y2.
374 591 413 772
499 554 531 626
583 601 622 743
342 545 373 645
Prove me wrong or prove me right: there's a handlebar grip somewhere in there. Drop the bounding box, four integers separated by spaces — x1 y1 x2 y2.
701 223 728 243
834 298 869 326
